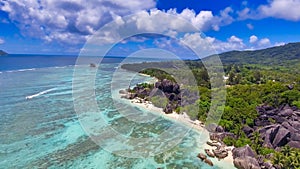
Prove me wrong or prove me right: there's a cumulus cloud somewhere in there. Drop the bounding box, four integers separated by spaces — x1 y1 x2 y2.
0 0 156 44
180 33 246 55
258 0 300 21
246 23 254 30
0 38 4 44
132 7 234 33
258 38 271 46
237 7 253 20
214 35 245 52
174 7 235 31
248 35 272 48
211 7 235 31
179 32 216 57
274 42 286 46
238 0 300 21
228 35 243 43
1 0 236 47
249 35 258 43
178 9 214 31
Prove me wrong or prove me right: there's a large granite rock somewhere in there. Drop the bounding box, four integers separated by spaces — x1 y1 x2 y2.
272 126 290 148
232 145 256 159
232 145 261 169
233 156 261 169
291 133 300 141
278 108 294 117
255 105 300 149
242 126 254 136
288 141 300 149
126 79 183 114
210 132 235 141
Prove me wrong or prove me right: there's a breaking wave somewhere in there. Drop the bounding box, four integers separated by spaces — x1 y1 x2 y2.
25 88 57 100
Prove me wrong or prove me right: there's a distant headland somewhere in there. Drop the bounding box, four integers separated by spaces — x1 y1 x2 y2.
0 50 8 56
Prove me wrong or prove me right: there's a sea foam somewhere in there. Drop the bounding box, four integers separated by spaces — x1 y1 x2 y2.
25 88 57 99
6 68 36 73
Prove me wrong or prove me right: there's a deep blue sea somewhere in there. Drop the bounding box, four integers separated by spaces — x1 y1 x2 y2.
0 55 234 169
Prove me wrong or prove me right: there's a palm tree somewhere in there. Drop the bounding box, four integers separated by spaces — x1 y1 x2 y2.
289 148 300 168
219 120 233 131
251 131 262 153
273 152 284 168
281 146 291 156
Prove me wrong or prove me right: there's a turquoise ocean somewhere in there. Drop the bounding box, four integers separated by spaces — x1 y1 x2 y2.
0 55 235 169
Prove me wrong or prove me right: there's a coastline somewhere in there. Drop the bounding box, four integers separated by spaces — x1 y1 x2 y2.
119 86 235 168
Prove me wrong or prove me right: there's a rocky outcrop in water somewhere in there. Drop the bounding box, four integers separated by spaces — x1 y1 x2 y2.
0 50 8 56
89 63 96 67
197 153 214 166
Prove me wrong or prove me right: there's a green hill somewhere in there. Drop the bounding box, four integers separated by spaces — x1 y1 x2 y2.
0 50 8 56
213 42 300 66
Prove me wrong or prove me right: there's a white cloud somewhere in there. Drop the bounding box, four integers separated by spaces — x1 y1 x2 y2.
248 36 273 49
0 0 156 44
228 36 243 43
180 9 214 31
249 35 258 43
274 42 286 46
246 23 254 30
238 0 300 21
1 1 236 53
0 38 4 44
179 33 217 57
258 0 300 21
214 35 245 52
132 7 234 33
180 33 246 55
237 7 252 20
210 7 234 31
242 1 248 6
258 38 271 46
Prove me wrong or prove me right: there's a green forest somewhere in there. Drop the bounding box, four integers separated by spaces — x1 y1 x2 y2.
121 42 300 168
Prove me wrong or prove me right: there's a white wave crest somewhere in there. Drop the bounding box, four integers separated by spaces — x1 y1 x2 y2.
6 68 36 73
25 88 57 100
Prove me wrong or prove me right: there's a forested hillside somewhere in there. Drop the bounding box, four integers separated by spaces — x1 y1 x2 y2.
121 43 300 168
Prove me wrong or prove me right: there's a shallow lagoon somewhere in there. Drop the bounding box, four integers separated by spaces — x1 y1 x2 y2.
0 56 235 169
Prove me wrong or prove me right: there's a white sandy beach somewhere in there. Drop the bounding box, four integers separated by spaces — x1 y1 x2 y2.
126 96 235 168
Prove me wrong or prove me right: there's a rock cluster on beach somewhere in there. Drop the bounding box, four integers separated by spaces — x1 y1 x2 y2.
121 78 300 169
209 104 300 169
120 79 183 114
197 153 214 166
120 79 200 114
197 136 233 167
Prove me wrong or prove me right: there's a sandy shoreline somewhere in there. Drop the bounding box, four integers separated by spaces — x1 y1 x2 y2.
125 96 235 168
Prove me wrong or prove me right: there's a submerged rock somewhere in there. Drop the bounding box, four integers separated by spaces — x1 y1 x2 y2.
197 153 207 160
204 158 214 166
205 149 215 158
89 63 96 67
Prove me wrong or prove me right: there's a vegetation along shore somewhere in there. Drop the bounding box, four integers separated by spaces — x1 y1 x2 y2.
120 42 300 169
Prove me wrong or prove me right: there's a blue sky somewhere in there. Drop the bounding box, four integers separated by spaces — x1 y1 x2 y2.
0 0 300 55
